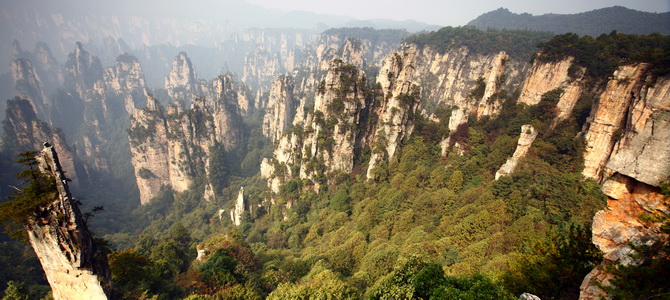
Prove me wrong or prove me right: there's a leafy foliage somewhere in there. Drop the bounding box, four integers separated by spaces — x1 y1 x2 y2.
502 225 602 299
0 151 57 240
405 26 554 60
537 31 670 79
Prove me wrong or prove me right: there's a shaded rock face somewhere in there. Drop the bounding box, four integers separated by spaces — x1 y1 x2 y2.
579 71 670 299
3 98 78 186
29 145 111 300
495 125 538 180
11 58 48 119
11 40 64 97
64 42 104 100
129 76 246 204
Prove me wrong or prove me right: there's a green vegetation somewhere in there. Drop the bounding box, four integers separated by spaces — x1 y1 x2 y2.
404 26 554 60
322 27 410 45
537 31 670 79
0 151 57 240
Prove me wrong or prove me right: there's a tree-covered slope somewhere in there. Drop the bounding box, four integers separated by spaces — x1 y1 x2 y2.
468 6 670 37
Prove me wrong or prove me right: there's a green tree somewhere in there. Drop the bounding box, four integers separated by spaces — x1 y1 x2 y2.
0 151 57 240
2 281 29 300
502 225 601 299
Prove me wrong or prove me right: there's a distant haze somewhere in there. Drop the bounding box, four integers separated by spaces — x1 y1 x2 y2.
246 0 670 26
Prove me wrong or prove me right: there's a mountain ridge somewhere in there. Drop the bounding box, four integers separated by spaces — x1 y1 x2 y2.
467 6 670 36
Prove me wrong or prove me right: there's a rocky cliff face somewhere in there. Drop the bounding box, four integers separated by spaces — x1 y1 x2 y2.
231 187 245 226
518 57 585 120
3 98 78 186
262 75 296 142
579 70 670 298
28 144 111 300
359 44 530 157
11 58 49 119
581 64 652 182
495 125 538 180
64 42 104 100
261 60 376 192
366 46 422 179
129 75 245 204
165 52 200 101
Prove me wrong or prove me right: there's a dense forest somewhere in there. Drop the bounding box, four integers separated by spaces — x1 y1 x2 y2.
1 20 670 300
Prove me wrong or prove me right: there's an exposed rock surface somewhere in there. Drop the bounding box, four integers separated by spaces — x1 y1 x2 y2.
3 98 78 186
231 187 245 226
262 75 296 142
129 75 246 204
165 52 200 101
261 60 375 192
519 293 541 300
367 47 422 179
29 144 111 300
11 58 48 119
579 71 670 299
64 42 104 100
518 56 586 124
495 125 538 180
582 64 654 182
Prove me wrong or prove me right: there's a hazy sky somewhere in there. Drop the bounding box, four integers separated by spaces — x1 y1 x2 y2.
245 0 670 26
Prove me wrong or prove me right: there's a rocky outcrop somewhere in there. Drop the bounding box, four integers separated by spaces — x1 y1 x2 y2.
97 53 149 114
579 71 670 299
262 75 296 142
364 44 530 157
64 42 104 100
261 60 376 192
231 187 245 226
29 144 111 300
367 47 422 179
129 75 246 204
128 96 170 205
581 64 652 182
3 98 78 186
165 52 200 101
495 125 538 180
11 58 49 119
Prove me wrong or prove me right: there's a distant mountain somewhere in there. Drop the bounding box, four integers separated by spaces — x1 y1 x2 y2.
467 6 670 36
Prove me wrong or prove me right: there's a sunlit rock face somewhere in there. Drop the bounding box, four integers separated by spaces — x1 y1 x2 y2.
28 145 111 300
495 125 538 180
579 70 670 299
262 60 375 192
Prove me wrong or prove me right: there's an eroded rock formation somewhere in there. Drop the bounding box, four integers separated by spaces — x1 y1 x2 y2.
129 74 246 204
495 125 538 180
3 98 78 186
29 144 111 300
579 71 670 299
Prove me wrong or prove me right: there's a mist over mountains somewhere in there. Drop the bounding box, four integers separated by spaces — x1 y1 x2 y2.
0 1 669 299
